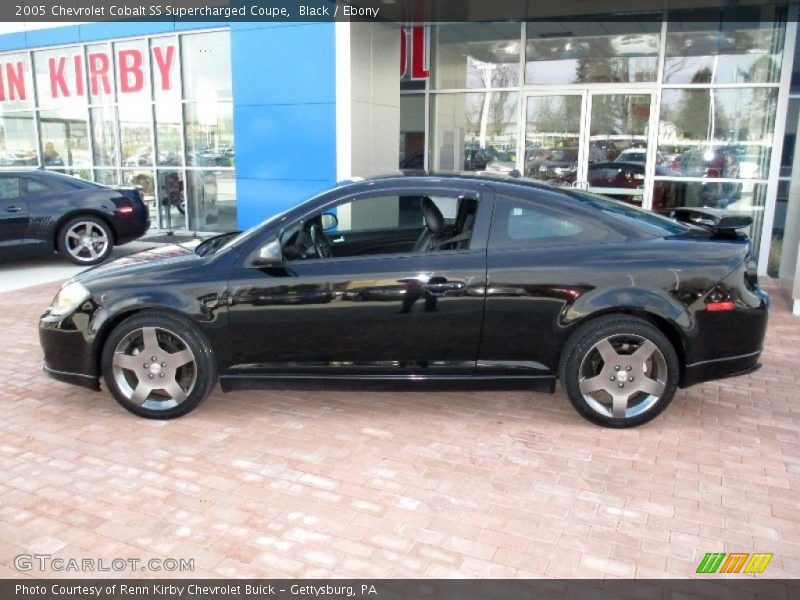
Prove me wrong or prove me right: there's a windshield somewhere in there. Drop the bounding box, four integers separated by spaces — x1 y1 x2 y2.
215 209 289 254
214 185 346 254
550 149 577 162
565 189 688 235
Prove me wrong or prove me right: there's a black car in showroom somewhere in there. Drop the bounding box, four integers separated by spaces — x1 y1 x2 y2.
39 174 768 427
0 170 149 265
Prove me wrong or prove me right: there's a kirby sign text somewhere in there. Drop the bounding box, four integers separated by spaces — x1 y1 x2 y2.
0 44 175 102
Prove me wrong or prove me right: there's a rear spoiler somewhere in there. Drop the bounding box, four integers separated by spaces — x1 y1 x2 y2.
662 207 752 232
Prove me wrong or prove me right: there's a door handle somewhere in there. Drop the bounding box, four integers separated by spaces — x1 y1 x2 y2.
6 206 23 213
423 281 465 295
332 236 345 243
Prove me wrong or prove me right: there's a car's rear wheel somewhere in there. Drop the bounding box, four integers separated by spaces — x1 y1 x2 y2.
101 312 217 419
560 315 679 428
59 216 114 265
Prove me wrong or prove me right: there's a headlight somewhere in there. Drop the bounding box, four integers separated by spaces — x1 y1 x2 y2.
50 282 91 317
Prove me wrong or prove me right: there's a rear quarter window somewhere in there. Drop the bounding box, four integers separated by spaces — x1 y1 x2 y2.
490 195 626 250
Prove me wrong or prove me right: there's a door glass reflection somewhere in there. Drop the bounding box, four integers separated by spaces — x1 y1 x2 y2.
525 95 581 185
587 93 652 205
157 170 185 230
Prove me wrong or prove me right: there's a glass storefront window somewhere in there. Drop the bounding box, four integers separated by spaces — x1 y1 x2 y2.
33 47 86 112
525 21 660 85
39 108 89 167
430 92 518 172
150 37 180 102
768 179 790 276
524 95 581 181
400 94 425 169
181 31 233 100
119 102 154 167
90 105 117 166
114 39 151 102
665 16 784 84
86 43 115 105
157 170 186 229
0 112 37 166
184 101 234 167
155 100 183 166
657 88 777 179
431 23 520 90
781 97 800 178
186 170 236 232
93 169 119 186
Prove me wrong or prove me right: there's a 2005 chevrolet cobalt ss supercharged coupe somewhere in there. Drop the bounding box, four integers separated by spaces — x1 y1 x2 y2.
39 174 769 427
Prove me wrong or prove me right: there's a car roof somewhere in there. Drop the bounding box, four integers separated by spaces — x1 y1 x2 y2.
0 168 100 188
338 171 564 195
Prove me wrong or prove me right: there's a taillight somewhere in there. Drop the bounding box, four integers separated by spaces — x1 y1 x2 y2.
705 285 735 311
706 301 735 311
112 197 135 217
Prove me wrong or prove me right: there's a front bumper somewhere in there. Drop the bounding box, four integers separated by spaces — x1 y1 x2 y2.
42 363 100 391
39 310 101 391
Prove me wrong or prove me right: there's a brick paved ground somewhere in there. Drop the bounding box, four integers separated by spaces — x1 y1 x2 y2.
0 279 798 579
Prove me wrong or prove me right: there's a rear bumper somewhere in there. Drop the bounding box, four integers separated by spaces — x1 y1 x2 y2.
681 349 762 388
112 210 149 245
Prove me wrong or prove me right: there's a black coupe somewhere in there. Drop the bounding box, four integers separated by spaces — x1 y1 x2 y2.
39 174 768 427
0 170 149 265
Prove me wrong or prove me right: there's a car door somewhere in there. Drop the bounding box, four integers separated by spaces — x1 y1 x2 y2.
478 188 627 379
225 184 492 377
0 176 30 247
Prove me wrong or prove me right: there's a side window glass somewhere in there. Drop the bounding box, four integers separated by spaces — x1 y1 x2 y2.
490 195 624 249
280 192 479 260
0 178 20 200
23 179 50 196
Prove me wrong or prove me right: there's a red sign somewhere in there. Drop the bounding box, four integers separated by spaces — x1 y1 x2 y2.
0 44 176 102
400 26 429 80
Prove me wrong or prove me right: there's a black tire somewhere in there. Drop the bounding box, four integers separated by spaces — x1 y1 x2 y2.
101 311 217 419
58 215 114 266
559 315 679 428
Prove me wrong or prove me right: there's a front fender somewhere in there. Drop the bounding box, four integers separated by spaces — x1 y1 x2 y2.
87 288 229 373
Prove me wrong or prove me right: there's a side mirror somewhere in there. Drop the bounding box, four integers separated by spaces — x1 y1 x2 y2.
320 212 338 231
252 238 282 267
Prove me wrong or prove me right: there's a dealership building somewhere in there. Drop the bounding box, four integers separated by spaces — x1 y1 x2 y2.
3 6 800 312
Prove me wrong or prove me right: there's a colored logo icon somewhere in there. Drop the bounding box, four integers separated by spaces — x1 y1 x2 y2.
696 552 773 574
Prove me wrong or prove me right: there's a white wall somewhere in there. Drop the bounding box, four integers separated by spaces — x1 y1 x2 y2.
335 21 400 180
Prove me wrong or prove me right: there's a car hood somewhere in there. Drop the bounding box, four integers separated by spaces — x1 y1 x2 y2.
71 243 201 286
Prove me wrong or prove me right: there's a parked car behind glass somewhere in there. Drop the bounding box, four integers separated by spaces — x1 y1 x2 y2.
0 170 149 265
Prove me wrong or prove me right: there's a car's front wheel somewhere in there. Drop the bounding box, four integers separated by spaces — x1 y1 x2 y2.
560 315 679 428
59 216 114 265
101 312 217 419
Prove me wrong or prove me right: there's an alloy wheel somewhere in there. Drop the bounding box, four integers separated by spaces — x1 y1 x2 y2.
111 326 197 410
65 221 109 263
577 333 668 419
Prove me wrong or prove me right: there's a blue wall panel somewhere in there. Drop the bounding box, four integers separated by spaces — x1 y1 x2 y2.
230 22 337 229
236 178 331 228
